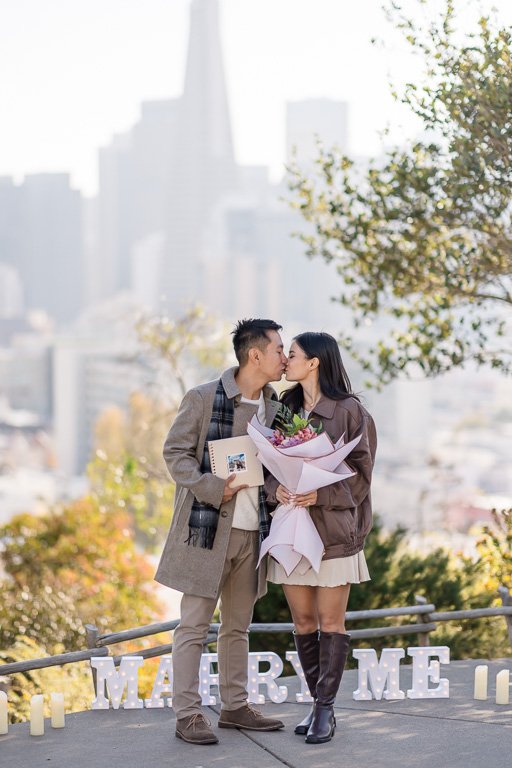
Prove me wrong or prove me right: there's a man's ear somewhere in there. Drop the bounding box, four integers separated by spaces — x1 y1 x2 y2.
248 347 261 366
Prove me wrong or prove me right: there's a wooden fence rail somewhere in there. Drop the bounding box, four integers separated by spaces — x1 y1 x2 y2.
1 589 511 678
0 647 109 677
92 603 437 647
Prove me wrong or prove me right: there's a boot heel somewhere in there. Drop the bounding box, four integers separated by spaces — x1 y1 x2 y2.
305 705 335 744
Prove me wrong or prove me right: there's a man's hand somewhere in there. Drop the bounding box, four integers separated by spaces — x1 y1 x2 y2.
221 474 249 504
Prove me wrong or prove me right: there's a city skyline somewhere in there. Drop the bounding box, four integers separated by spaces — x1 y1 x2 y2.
3 0 511 196
0 0 511 519
1 0 353 329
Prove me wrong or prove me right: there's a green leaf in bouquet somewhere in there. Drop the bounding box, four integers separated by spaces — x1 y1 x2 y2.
274 403 294 433
274 403 325 440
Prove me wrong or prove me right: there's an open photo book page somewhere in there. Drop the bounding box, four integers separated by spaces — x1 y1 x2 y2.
207 434 264 488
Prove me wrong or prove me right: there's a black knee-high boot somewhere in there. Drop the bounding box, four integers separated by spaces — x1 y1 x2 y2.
305 631 350 744
293 630 320 735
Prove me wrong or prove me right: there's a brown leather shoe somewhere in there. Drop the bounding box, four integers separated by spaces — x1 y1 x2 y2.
175 713 219 744
218 703 284 731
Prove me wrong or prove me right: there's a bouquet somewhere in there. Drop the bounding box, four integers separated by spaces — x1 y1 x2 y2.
247 408 362 576
269 403 322 447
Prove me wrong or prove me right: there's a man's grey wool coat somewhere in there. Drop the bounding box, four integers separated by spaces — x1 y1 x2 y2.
155 367 280 599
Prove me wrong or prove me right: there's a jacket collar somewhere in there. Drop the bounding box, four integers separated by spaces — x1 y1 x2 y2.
221 366 279 405
311 395 337 419
221 367 241 399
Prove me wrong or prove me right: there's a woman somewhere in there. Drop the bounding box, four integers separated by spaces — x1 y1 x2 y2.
265 332 377 744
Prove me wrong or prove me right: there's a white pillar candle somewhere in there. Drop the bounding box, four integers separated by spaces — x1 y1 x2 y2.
30 694 45 736
51 693 65 728
473 665 488 700
0 691 8 734
496 670 510 705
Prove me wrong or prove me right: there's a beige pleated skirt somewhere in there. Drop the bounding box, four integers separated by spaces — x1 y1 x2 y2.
266 550 370 587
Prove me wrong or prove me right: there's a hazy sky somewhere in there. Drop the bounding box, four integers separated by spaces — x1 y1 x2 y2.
1 0 510 196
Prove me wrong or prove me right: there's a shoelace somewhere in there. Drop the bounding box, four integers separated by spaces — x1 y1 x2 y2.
186 713 212 731
245 703 263 718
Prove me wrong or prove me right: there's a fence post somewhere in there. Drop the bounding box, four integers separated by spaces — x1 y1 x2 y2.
498 586 512 652
85 624 100 695
415 595 432 647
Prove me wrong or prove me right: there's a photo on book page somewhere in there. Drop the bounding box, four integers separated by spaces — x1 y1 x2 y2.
227 452 248 474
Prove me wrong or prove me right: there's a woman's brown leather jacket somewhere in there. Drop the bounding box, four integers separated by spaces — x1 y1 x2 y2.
265 395 377 560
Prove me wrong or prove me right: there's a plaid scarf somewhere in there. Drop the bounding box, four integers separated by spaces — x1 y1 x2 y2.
186 378 271 549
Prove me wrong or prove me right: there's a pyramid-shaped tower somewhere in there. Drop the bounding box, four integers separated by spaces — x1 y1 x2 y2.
96 0 239 310
182 0 236 173
163 0 238 303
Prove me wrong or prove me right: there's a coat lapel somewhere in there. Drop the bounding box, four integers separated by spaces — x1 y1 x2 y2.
264 396 281 427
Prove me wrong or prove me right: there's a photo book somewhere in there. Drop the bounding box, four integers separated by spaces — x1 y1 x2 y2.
208 434 264 488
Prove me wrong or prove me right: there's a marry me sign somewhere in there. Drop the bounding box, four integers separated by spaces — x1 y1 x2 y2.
90 646 450 710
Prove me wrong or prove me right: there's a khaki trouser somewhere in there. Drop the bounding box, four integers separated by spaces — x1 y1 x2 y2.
172 528 260 718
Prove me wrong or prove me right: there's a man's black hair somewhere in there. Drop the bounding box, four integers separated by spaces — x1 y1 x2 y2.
231 318 282 366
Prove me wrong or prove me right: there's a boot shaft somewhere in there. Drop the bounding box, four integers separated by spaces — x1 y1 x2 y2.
293 630 320 700
316 631 351 707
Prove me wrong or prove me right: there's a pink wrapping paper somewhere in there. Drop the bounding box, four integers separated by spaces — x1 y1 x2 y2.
247 415 362 575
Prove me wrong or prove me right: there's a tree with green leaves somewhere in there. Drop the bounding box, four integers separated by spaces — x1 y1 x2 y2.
476 508 512 592
88 392 175 549
0 498 160 653
135 304 231 400
289 1 512 387
89 305 232 549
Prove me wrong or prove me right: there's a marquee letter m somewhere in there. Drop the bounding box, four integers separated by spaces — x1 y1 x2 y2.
352 648 405 701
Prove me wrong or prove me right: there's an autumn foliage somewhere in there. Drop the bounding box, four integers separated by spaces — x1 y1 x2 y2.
0 497 160 652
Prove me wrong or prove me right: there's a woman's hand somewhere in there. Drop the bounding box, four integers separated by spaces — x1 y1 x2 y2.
293 490 318 508
276 484 294 505
275 486 318 508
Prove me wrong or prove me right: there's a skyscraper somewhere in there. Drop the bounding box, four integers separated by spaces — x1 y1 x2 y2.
21 174 83 324
162 0 238 305
0 263 23 317
0 174 83 325
0 177 23 275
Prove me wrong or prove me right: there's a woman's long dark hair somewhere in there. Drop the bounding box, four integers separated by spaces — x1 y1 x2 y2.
281 332 359 413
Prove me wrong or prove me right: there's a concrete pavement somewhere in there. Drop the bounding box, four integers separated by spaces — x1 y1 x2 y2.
2 659 511 768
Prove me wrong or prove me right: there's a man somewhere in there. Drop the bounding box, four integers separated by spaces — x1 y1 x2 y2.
155 318 287 745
